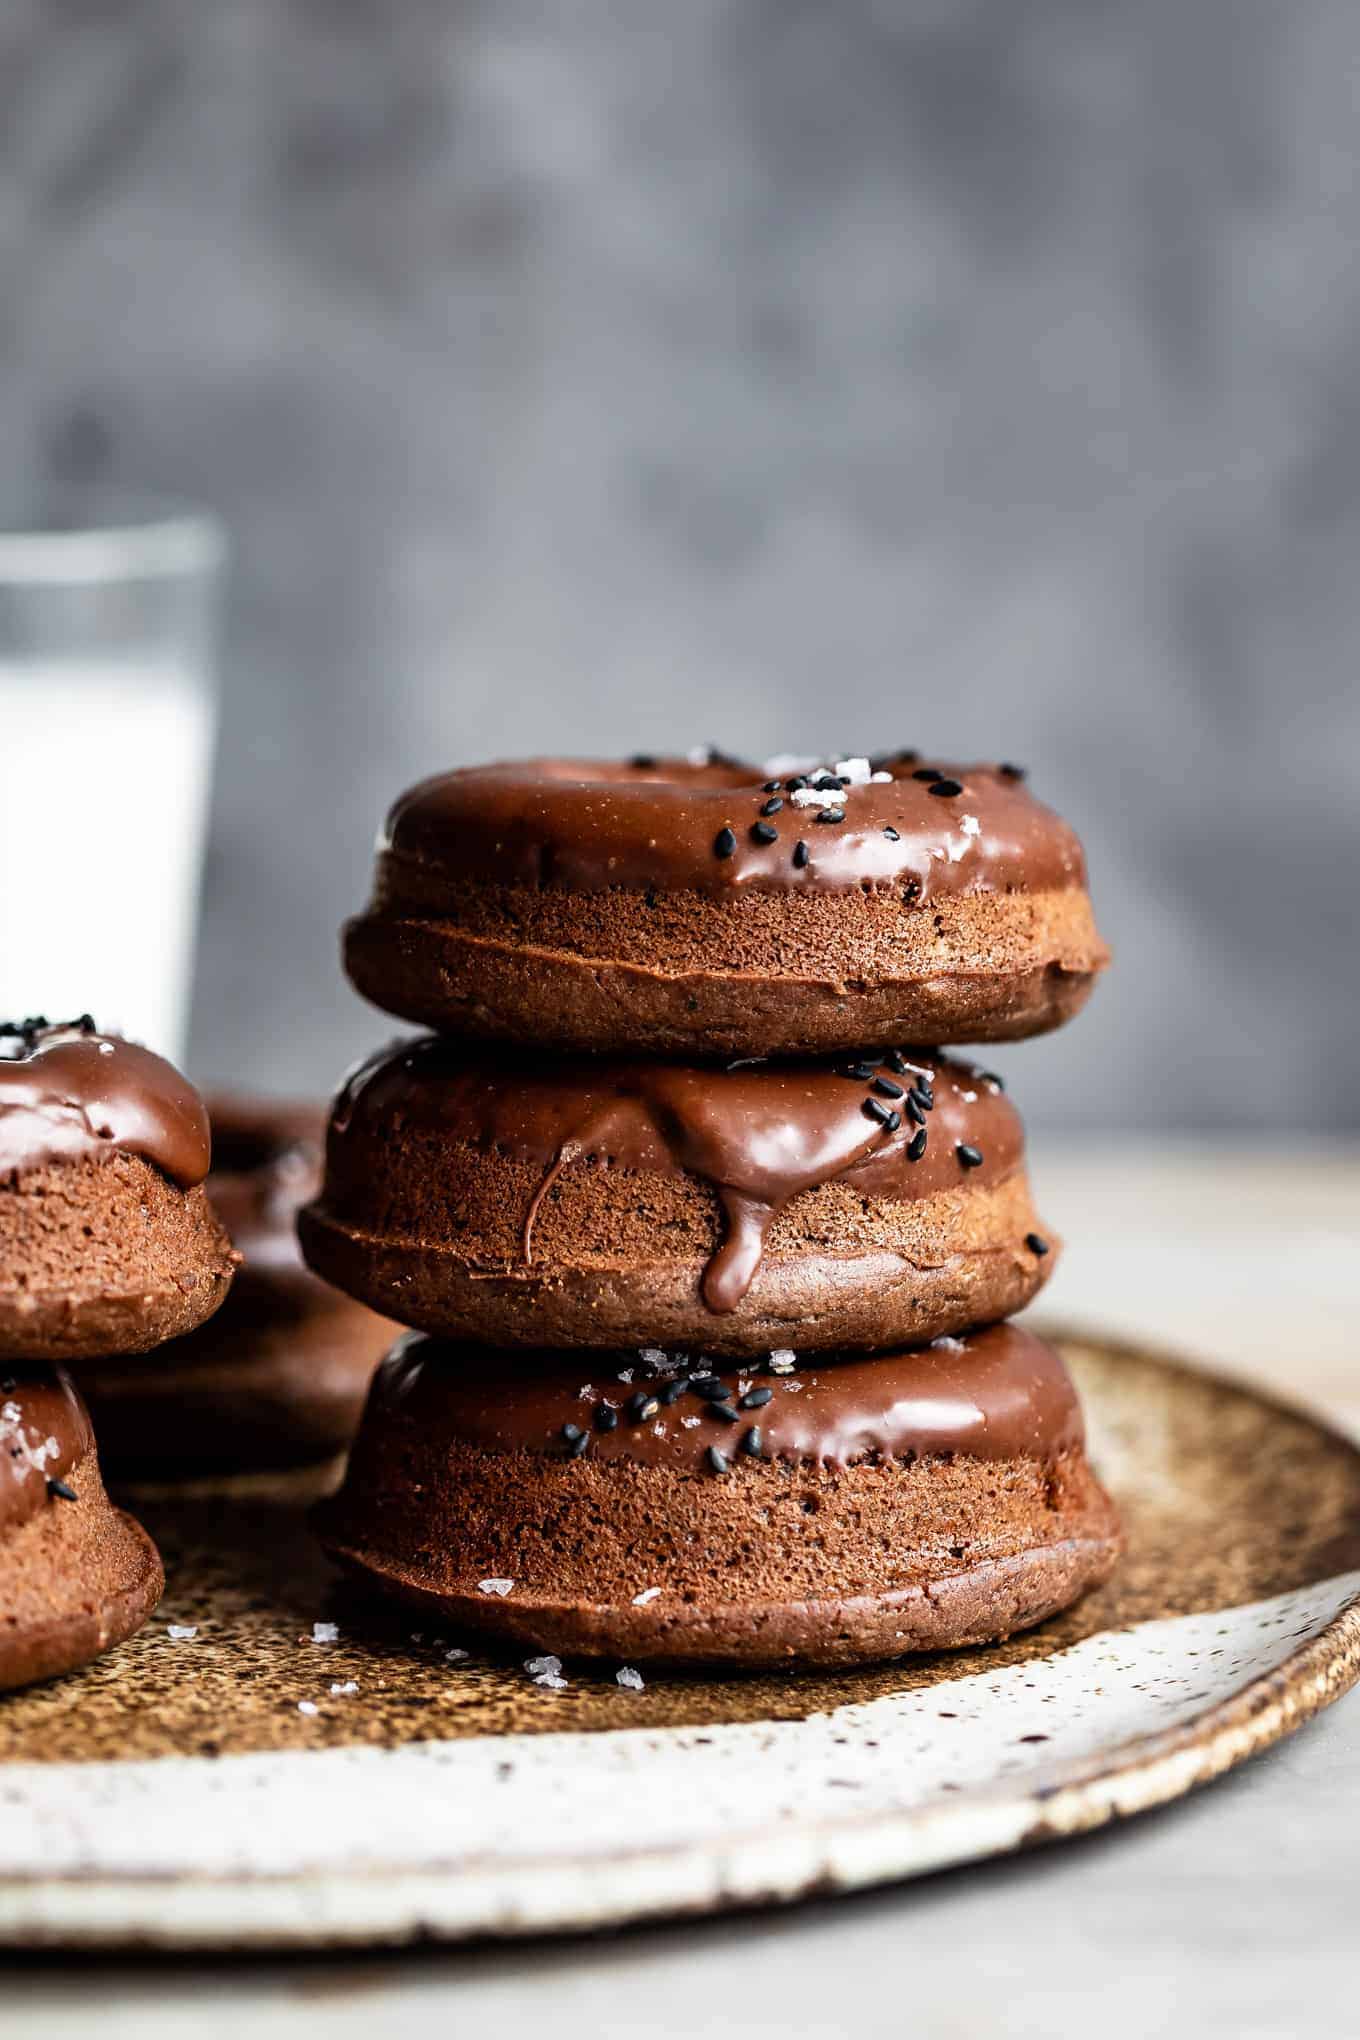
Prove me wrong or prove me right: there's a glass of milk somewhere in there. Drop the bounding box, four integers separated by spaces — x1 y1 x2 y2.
0 501 225 1062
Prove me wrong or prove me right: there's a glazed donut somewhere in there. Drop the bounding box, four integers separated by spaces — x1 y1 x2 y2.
0 1362 163 1690
298 1036 1057 1358
0 1020 236 1360
77 1098 397 1475
316 1323 1122 1668
342 753 1109 1056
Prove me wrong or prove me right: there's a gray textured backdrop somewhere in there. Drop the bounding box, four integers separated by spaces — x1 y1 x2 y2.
2 2 1357 1128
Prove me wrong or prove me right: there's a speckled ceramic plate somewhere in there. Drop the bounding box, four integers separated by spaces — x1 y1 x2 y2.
1 1330 1358 1950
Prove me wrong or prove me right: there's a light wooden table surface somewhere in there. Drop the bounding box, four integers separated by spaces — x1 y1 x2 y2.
8 1144 1359 2040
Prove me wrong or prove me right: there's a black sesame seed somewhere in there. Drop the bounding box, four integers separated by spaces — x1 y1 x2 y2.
883 826 900 842
760 795 784 815
792 839 810 868
707 1400 740 1424
595 1403 619 1430
740 1425 765 1458
630 753 657 769
885 1050 909 1073
786 775 808 791
713 825 736 860
706 1446 730 1475
956 1144 984 1169
907 1129 928 1161
912 1082 934 1108
863 1096 894 1126
871 1076 904 1099
815 807 845 824
1025 1233 1051 1256
627 1391 660 1423
841 1060 877 1080
751 821 779 845
569 1430 591 1458
905 1094 926 1126
561 1423 584 1444
882 1108 901 1132
928 778 963 797
46 1477 78 1502
763 779 782 792
689 1375 727 1399
999 762 1027 780
658 1377 689 1406
739 1386 773 1410
912 767 943 782
977 1069 1005 1091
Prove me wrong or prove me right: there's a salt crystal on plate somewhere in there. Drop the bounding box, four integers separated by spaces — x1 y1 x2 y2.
311 1621 339 1644
832 757 872 784
535 1673 570 1691
525 1654 562 1678
784 1380 804 1393
632 1587 662 1606
166 1625 198 1641
616 1667 645 1691
870 769 893 783
329 1681 358 1696
769 1349 796 1374
478 1578 514 1597
616 1368 634 1383
681 1415 701 1429
578 1384 594 1400
297 1700 319 1716
445 1647 469 1662
960 814 981 837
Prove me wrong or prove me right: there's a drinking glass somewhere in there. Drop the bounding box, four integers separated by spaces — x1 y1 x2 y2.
0 499 225 1061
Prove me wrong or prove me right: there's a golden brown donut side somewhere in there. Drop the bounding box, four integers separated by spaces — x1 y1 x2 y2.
0 1155 237 1360
299 1167 1054 1356
345 883 1105 1052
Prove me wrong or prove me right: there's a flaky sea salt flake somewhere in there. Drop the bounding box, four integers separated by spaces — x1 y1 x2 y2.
311 1621 339 1644
616 1666 645 1691
478 1577 514 1597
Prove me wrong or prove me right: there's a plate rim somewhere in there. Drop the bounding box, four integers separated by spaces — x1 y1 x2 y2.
2 1326 1359 1950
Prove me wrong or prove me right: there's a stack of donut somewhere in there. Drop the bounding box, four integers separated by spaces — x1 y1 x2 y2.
303 751 1121 1669
0 1019 237 1689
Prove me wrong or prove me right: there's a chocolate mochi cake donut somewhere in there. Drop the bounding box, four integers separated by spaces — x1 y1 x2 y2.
317 1323 1121 1668
79 1098 396 1474
0 1020 236 1360
0 1362 163 1689
299 1039 1057 1358
343 753 1109 1057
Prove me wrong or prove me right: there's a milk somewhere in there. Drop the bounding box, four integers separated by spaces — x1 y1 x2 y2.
0 662 217 1060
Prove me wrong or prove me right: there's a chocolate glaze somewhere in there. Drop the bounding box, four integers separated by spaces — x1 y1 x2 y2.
0 1025 211 1187
0 1364 92 1531
371 1322 1083 1470
377 755 1087 902
327 1038 1023 1312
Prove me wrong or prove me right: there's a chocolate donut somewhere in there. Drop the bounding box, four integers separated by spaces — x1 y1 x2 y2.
316 1324 1121 1668
0 1362 163 1689
299 1037 1056 1357
0 1020 237 1360
343 754 1109 1056
77 1098 397 1475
